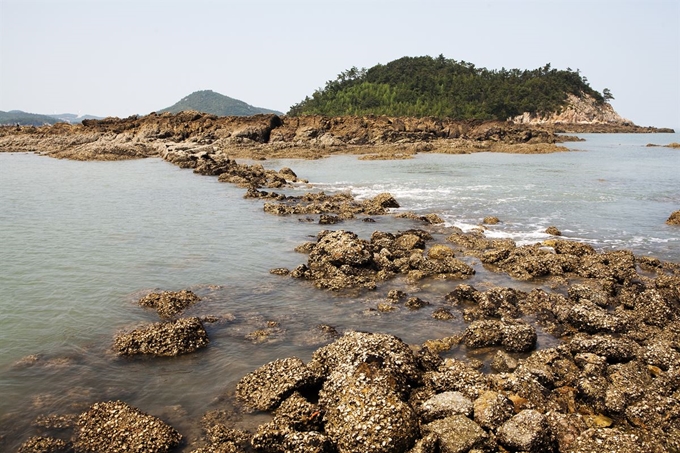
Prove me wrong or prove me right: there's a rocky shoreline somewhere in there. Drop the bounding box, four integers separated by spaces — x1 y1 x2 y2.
4 125 680 453
0 112 585 162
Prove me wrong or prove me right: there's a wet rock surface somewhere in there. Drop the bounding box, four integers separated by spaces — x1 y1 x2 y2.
263 192 400 218
235 357 317 412
113 317 209 356
285 229 474 290
229 228 680 452
667 210 680 225
74 401 182 453
17 436 72 453
138 290 201 319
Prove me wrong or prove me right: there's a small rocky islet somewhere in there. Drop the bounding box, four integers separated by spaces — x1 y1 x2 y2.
6 116 680 453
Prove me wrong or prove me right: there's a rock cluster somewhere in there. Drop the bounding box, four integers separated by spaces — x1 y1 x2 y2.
112 317 209 356
278 229 474 290
17 436 72 453
233 320 680 452
162 148 306 189
263 192 400 218
467 237 641 283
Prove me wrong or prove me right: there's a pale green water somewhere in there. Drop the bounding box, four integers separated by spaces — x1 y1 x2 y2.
0 133 678 449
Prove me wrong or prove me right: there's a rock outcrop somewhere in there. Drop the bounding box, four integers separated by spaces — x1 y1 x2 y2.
282 229 475 290
0 112 574 161
512 94 674 133
667 210 680 225
113 317 209 356
138 290 200 319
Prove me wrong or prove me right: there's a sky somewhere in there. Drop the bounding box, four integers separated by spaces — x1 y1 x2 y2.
1 0 678 128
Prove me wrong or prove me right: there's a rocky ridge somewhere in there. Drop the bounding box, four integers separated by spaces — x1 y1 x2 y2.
0 112 575 161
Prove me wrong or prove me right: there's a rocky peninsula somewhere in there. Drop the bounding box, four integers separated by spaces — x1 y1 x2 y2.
0 111 581 162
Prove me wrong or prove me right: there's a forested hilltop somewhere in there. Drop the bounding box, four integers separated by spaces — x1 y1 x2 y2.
289 55 610 120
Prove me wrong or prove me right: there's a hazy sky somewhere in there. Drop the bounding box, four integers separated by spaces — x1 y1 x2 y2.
1 0 678 127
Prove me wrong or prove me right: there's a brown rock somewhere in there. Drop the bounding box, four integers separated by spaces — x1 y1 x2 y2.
545 226 562 236
74 401 181 453
666 210 680 225
236 357 316 412
113 317 209 356
138 289 200 319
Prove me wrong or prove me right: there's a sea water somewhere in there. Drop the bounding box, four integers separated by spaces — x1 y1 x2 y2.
0 133 678 449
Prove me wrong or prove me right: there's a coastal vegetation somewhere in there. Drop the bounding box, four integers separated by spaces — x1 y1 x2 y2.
158 89 282 116
289 55 607 120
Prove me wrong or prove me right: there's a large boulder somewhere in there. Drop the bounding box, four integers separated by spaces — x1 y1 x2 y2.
473 390 514 430
288 229 473 290
311 331 421 399
323 372 419 453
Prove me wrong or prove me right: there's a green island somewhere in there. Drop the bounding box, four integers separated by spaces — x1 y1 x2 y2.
289 55 609 120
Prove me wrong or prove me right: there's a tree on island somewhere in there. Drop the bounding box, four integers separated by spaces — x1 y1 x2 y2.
603 88 615 102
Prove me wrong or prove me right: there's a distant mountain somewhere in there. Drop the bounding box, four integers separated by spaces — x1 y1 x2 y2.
0 110 103 126
159 90 282 116
0 110 63 126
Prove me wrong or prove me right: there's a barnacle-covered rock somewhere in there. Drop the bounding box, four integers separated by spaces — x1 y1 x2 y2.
74 401 181 453
422 415 489 453
312 331 420 397
496 409 553 452
236 357 316 412
463 319 536 352
17 436 72 453
323 372 419 453
113 317 209 356
419 391 473 423
138 289 200 319
424 359 491 400
473 390 514 430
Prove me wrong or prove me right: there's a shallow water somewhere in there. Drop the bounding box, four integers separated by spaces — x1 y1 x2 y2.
0 133 678 449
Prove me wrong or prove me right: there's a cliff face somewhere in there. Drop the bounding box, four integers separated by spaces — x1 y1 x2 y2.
512 94 632 126
511 94 675 133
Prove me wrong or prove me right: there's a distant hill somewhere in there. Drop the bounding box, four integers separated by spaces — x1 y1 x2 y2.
289 55 610 121
0 110 64 126
0 111 103 126
159 90 282 116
